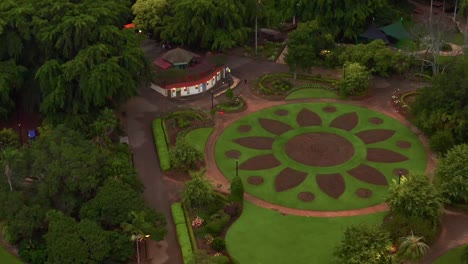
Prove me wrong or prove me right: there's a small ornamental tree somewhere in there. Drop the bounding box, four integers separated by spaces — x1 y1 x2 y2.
386 173 444 225
183 171 214 208
229 175 244 203
170 139 203 172
225 88 233 101
396 233 429 263
334 224 392 264
339 63 369 97
435 144 468 204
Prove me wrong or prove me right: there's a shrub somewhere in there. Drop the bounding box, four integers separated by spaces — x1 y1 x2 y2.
205 212 230 235
170 138 203 172
229 175 244 203
0 128 20 150
225 88 233 100
383 214 438 244
183 171 215 208
386 173 444 225
151 118 170 170
224 202 242 217
441 43 452 51
430 130 455 155
435 144 468 204
171 203 193 263
211 237 225 251
339 63 369 97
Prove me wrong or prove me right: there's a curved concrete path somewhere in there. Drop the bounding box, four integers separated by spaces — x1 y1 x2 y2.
203 75 435 217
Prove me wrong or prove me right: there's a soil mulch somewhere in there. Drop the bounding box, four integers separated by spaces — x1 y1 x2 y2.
316 173 345 199
225 150 241 159
274 168 308 192
258 118 293 136
238 125 252 133
165 119 205 146
296 108 322 127
234 137 274 150
347 164 388 186
298 192 315 202
247 176 264 185
355 188 373 198
355 129 396 144
329 112 359 131
396 140 412 149
369 117 383 124
285 132 354 167
323 106 337 113
274 109 289 116
163 170 192 181
239 154 281 170
393 168 409 176
367 148 409 163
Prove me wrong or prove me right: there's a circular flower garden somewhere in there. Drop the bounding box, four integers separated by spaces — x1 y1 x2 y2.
215 102 427 210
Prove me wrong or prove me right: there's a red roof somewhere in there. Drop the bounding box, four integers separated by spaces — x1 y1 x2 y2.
153 57 172 69
162 66 225 90
124 23 135 29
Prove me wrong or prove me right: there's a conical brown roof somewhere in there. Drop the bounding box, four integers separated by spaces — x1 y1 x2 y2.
162 48 199 64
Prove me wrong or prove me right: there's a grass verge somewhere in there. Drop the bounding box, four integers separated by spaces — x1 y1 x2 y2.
433 245 467 264
226 202 386 264
184 127 214 154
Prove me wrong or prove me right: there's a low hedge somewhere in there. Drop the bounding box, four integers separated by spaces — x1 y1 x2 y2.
152 118 170 170
182 203 198 251
171 203 193 264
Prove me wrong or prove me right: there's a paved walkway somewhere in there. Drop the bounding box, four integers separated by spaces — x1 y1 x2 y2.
202 75 435 217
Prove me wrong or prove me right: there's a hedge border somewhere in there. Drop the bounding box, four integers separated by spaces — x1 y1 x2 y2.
400 91 420 110
152 118 171 170
171 203 193 264
182 203 199 252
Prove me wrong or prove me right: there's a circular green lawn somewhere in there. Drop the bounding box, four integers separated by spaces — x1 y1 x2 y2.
215 102 427 210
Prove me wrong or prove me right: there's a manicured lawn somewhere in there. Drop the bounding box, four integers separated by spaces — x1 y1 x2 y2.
433 245 467 264
184 127 214 154
0 246 21 264
285 88 340 100
215 102 427 211
226 202 386 264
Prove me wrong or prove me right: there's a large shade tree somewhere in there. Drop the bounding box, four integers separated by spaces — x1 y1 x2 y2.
161 0 249 50
285 20 334 78
132 0 168 37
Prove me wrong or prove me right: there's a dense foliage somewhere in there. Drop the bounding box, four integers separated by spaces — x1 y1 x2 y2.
334 224 392 264
338 40 412 77
0 0 149 121
285 20 335 76
435 144 468 204
412 55 468 154
170 138 203 172
338 63 369 97
0 125 166 263
183 171 215 207
386 173 444 224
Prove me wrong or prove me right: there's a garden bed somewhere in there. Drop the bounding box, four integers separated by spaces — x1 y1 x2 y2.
391 90 420 119
185 193 241 263
252 73 339 100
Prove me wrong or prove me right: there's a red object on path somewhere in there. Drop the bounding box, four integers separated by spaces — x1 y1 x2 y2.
219 111 225 116
124 23 135 29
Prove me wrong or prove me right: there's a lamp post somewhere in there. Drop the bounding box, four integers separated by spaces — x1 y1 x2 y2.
235 160 239 177
132 234 151 264
293 2 299 25
18 123 22 145
398 170 403 185
210 91 214 109
255 0 262 55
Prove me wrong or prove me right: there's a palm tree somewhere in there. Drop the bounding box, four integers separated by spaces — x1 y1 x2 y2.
396 233 429 263
121 211 155 264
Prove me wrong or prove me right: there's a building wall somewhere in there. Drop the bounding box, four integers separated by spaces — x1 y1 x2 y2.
151 67 227 97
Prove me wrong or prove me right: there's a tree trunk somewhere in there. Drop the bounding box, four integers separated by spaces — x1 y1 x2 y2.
5 165 12 192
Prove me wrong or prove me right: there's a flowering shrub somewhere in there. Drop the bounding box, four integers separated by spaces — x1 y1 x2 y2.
191 216 204 227
204 234 214 244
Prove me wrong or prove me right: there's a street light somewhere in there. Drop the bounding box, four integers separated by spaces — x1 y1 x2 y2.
131 234 151 264
210 90 214 109
18 123 22 145
398 170 403 185
235 160 239 177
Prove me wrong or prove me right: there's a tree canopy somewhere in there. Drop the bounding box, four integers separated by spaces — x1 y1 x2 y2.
160 0 249 50
435 144 468 204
